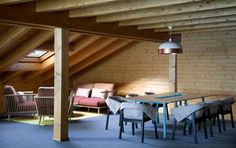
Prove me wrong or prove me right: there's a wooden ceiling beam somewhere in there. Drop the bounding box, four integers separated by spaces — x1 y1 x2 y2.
172 26 236 34
70 0 201 18
0 26 30 53
138 15 236 30
155 21 236 32
119 7 236 26
37 37 118 82
0 30 53 71
97 0 236 22
23 35 100 82
41 40 137 82
0 0 33 5
0 71 23 84
69 37 117 67
0 2 174 42
36 0 119 13
6 63 42 71
69 40 137 77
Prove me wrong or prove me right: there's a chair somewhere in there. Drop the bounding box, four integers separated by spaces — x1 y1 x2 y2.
3 85 37 120
34 87 75 124
105 96 127 130
34 87 54 124
171 102 208 144
119 102 158 143
219 97 235 131
205 100 221 137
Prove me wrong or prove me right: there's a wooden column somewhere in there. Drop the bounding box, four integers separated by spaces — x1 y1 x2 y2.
169 54 177 92
53 27 69 141
0 82 5 113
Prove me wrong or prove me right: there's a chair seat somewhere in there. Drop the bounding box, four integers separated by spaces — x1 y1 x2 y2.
74 96 106 107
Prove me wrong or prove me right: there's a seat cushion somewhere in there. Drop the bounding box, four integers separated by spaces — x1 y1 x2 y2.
74 96 106 107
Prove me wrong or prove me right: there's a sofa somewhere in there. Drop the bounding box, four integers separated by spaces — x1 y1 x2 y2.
73 83 115 114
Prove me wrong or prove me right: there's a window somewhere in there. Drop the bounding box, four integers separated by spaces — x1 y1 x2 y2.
26 50 48 58
20 50 54 63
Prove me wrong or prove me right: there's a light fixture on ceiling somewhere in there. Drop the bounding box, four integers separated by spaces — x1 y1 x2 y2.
158 26 183 54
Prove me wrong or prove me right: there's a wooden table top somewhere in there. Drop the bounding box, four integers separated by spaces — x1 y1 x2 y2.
127 92 214 104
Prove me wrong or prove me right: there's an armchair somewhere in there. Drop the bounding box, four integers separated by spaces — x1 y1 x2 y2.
3 85 37 120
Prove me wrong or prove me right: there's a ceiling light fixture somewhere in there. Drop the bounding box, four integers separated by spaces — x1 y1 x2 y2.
158 26 183 54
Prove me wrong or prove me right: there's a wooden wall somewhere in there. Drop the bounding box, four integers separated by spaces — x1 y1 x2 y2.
74 42 170 95
74 30 236 97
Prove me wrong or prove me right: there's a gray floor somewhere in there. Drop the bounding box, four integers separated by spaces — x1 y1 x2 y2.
0 113 236 148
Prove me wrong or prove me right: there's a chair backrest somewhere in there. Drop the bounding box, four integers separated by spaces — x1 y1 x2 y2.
171 102 207 122
38 87 54 96
206 100 221 115
106 96 126 114
220 97 234 112
120 102 156 121
35 87 54 116
3 85 19 106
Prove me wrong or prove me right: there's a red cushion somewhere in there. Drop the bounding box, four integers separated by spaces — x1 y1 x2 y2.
74 96 106 107
74 96 87 104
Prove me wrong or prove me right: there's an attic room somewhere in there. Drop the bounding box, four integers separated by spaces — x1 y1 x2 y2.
0 0 236 148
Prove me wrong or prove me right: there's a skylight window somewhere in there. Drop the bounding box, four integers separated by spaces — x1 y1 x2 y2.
26 50 48 58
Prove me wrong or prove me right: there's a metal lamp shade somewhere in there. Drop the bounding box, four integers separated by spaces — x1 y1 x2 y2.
158 41 183 54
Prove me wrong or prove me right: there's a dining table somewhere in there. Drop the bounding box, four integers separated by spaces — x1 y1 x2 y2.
127 92 214 139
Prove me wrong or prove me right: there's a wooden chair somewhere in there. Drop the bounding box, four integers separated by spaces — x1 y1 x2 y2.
119 102 158 143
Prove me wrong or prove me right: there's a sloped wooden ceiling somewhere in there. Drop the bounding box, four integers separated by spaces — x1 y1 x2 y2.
0 0 236 84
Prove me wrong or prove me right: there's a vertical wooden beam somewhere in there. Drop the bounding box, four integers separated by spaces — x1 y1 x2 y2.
169 54 177 92
53 27 69 141
0 81 5 113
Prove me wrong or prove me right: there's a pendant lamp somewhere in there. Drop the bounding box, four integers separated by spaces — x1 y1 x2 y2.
158 26 183 54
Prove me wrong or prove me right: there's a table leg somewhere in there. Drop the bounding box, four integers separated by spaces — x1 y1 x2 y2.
202 97 205 102
184 100 188 106
163 102 167 139
156 104 159 123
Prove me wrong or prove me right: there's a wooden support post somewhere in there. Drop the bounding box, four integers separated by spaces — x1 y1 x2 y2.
53 27 69 141
169 54 177 92
0 82 5 113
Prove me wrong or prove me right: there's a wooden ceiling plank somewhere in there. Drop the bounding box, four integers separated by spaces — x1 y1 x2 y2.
97 0 236 22
172 26 236 34
6 63 42 71
119 7 236 26
0 26 30 52
71 35 101 52
69 0 202 18
0 30 53 71
0 0 33 5
154 21 236 32
23 35 100 82
69 37 117 67
36 0 119 12
41 40 137 82
1 71 23 84
0 2 173 42
138 15 236 30
69 40 137 77
37 37 118 82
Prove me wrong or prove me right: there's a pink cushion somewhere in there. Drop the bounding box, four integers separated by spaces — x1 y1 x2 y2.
74 96 106 107
74 96 87 104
